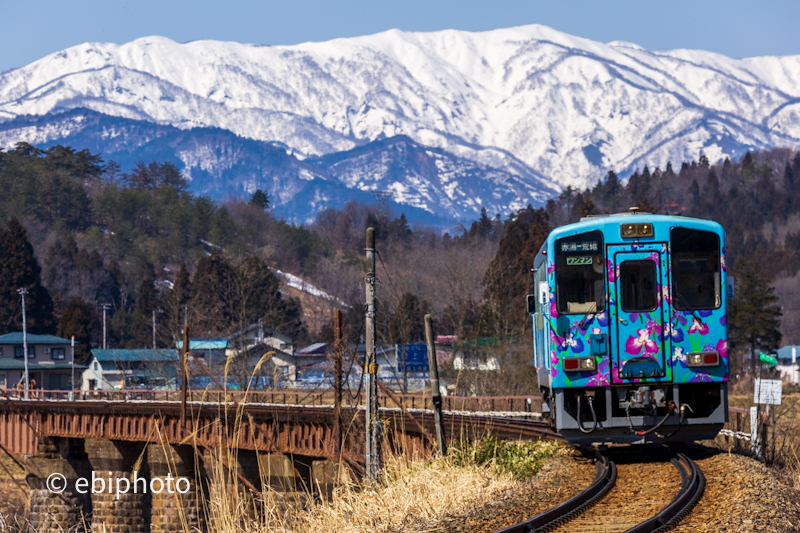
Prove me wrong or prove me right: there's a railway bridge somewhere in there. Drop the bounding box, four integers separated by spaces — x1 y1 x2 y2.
0 390 555 533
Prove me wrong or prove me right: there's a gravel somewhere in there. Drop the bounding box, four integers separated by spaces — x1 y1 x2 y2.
673 447 800 532
403 444 800 533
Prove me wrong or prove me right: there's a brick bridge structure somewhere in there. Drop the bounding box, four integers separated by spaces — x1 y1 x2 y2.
0 392 557 533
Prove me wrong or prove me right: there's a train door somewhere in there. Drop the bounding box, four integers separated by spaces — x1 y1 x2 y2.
608 244 672 383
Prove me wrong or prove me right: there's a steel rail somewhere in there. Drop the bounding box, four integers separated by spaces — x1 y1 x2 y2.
623 453 705 533
493 448 616 533
491 450 704 533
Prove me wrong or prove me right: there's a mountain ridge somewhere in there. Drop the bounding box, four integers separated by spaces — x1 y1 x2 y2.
2 24 800 219
0 108 552 225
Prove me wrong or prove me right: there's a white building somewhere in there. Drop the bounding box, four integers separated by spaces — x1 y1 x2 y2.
776 346 800 385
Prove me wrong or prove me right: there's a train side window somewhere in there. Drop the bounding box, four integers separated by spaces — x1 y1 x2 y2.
555 231 605 315
619 260 658 312
671 228 720 310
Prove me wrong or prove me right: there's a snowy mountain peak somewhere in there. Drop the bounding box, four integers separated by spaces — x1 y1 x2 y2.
1 24 800 213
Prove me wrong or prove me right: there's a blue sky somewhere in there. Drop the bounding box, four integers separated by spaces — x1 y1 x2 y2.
2 0 799 72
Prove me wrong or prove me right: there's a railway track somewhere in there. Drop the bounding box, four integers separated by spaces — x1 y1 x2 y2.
494 448 704 533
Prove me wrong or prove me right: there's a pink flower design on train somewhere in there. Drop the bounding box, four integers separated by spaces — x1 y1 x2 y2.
625 328 659 356
688 317 709 335
550 351 559 378
716 339 728 360
587 357 610 387
606 259 617 283
646 319 662 336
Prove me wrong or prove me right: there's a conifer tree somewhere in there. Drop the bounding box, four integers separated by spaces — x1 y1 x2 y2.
130 276 159 347
192 252 238 336
57 297 98 363
482 207 550 336
729 260 782 374
160 162 188 192
0 220 56 334
579 197 599 218
235 256 282 332
249 189 270 210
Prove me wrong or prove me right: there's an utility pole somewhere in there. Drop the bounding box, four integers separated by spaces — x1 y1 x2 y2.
70 335 75 401
17 289 29 400
151 309 163 350
333 309 343 457
100 303 111 349
425 314 446 456
364 227 381 481
181 326 189 428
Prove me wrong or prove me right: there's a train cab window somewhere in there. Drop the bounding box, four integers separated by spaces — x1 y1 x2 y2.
619 260 658 312
671 228 721 310
555 231 605 315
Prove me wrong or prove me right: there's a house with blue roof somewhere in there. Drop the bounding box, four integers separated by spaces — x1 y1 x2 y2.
174 322 297 388
0 332 87 390
174 339 230 365
83 349 179 390
776 345 800 384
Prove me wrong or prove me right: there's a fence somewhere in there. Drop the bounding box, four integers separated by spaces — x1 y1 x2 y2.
1 389 543 413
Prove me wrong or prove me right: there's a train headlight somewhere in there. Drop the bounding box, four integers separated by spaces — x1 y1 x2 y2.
564 357 597 372
621 224 637 238
687 351 719 367
620 223 654 238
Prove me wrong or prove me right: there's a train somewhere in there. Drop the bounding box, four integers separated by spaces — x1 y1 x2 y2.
529 208 730 444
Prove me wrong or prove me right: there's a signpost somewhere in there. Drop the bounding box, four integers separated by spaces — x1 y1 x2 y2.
753 353 780 460
396 343 429 373
754 378 782 406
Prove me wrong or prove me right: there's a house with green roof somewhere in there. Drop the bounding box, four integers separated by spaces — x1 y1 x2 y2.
83 349 179 390
0 332 87 391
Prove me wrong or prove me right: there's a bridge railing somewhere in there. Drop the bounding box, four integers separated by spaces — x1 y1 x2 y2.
7 388 543 413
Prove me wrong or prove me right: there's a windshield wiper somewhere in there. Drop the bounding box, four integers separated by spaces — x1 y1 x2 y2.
674 290 702 323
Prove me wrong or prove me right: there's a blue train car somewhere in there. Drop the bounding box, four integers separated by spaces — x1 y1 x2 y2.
529 209 730 444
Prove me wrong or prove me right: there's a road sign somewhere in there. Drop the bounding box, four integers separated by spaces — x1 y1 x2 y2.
397 343 429 372
754 378 782 405
759 352 778 366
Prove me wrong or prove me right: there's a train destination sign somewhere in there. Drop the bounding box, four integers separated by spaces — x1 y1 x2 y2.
560 241 599 253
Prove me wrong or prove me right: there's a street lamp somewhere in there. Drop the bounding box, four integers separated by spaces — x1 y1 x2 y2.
16 288 29 400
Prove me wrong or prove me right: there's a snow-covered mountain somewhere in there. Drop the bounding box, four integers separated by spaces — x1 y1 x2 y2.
0 109 548 224
2 24 800 217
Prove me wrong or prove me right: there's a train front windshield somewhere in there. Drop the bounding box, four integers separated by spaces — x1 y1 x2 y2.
555 231 605 314
671 227 721 310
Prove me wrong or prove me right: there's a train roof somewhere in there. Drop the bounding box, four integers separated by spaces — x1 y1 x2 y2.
533 211 724 270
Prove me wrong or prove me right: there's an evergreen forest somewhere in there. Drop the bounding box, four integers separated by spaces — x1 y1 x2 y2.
0 142 794 391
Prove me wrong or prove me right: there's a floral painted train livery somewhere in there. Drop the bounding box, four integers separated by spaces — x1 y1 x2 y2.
529 211 729 444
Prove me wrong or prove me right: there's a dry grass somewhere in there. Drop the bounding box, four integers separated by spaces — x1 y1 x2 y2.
201 441 562 533
725 393 800 488
291 455 514 533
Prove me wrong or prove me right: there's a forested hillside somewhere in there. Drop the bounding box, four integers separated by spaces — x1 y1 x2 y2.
545 148 800 345
0 142 797 376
